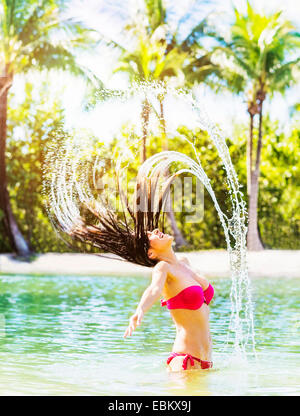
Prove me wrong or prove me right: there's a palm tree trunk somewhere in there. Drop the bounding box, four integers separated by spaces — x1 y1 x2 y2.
159 97 168 151
247 113 254 196
141 99 150 163
247 101 264 251
159 96 187 249
0 76 31 257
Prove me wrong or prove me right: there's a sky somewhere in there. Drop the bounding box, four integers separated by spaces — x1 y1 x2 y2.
13 0 300 142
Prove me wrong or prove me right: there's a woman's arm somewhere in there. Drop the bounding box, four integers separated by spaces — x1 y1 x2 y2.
123 261 168 338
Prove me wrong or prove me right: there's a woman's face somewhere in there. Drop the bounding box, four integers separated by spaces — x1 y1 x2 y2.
147 228 173 252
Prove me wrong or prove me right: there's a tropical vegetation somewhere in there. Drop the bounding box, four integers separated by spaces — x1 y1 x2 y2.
0 0 299 256
0 0 101 257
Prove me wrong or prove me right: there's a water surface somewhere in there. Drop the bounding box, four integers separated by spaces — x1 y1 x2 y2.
0 275 299 395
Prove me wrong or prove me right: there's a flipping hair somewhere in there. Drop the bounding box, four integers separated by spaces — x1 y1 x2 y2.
56 172 176 267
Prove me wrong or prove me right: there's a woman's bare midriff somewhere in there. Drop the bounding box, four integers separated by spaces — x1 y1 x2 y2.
162 260 212 370
171 306 211 356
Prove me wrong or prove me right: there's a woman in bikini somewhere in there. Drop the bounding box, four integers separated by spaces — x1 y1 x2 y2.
50 173 214 372
123 228 214 371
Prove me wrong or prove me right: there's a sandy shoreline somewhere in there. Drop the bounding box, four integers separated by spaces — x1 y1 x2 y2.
0 250 299 278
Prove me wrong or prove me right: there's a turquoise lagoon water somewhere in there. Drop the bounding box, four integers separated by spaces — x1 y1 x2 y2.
0 274 299 396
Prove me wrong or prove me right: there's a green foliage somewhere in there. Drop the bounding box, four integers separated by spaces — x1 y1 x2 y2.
0 0 299 253
100 0 213 88
0 0 101 85
206 1 300 102
109 118 300 250
233 117 300 248
0 0 103 254
0 82 68 252
108 123 241 250
1 82 299 252
258 121 300 248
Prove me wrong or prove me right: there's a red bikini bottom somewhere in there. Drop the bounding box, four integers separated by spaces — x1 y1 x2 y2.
166 352 213 370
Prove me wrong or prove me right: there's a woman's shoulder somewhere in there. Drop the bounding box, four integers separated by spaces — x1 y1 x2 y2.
152 261 171 286
179 255 190 265
153 260 170 273
153 256 191 273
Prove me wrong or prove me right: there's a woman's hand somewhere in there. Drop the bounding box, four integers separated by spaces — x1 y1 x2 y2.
123 308 144 338
123 262 168 339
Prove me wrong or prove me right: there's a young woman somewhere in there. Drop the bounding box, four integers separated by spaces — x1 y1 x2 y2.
51 175 214 371
123 228 214 371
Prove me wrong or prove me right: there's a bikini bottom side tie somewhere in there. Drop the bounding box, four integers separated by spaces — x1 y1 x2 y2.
166 352 213 370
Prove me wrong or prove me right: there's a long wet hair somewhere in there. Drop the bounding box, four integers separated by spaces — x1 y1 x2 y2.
57 171 176 267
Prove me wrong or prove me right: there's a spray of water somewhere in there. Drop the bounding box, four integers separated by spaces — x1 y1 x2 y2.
43 82 256 356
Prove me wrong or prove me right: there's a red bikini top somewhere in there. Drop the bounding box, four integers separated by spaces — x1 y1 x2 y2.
161 284 214 310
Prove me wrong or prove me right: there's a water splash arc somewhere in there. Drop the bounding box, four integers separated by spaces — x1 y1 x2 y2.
43 83 256 356
139 150 255 354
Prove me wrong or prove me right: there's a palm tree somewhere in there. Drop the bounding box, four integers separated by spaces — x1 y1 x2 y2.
107 0 219 248
0 0 101 257
197 1 300 250
113 22 188 247
113 19 187 158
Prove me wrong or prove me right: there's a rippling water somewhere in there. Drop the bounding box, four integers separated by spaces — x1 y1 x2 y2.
0 275 299 395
